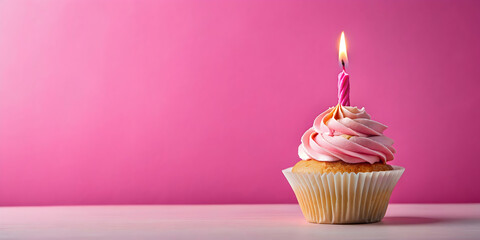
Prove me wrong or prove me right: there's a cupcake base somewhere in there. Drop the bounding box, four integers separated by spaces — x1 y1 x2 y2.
292 159 393 174
283 166 404 224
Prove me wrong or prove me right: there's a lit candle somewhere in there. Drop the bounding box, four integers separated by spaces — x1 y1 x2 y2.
338 31 350 106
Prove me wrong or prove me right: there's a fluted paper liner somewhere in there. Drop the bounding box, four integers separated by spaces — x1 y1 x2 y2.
283 166 404 224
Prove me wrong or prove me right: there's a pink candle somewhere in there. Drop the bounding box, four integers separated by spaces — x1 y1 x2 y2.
338 31 350 106
338 69 350 106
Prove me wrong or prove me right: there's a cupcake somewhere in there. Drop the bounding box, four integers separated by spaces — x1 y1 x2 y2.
283 104 404 224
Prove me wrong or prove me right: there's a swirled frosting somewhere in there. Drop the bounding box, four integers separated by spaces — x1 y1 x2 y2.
298 104 395 164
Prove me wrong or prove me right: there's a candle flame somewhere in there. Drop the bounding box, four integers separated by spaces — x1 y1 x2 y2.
339 31 348 67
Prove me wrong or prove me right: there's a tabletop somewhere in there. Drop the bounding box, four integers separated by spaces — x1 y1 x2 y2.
0 204 479 240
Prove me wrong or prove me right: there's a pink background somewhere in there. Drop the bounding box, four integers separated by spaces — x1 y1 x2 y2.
0 0 479 206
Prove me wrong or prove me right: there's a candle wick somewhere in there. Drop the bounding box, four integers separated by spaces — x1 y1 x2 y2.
341 60 345 71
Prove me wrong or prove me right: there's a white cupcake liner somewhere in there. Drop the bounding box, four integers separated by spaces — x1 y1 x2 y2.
283 165 404 224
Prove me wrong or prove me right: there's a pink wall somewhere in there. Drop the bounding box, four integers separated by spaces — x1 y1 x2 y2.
0 0 479 206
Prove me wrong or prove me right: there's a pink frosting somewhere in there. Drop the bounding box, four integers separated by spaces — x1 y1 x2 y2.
298 104 396 164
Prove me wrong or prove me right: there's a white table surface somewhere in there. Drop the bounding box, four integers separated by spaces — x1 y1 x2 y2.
0 204 479 240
